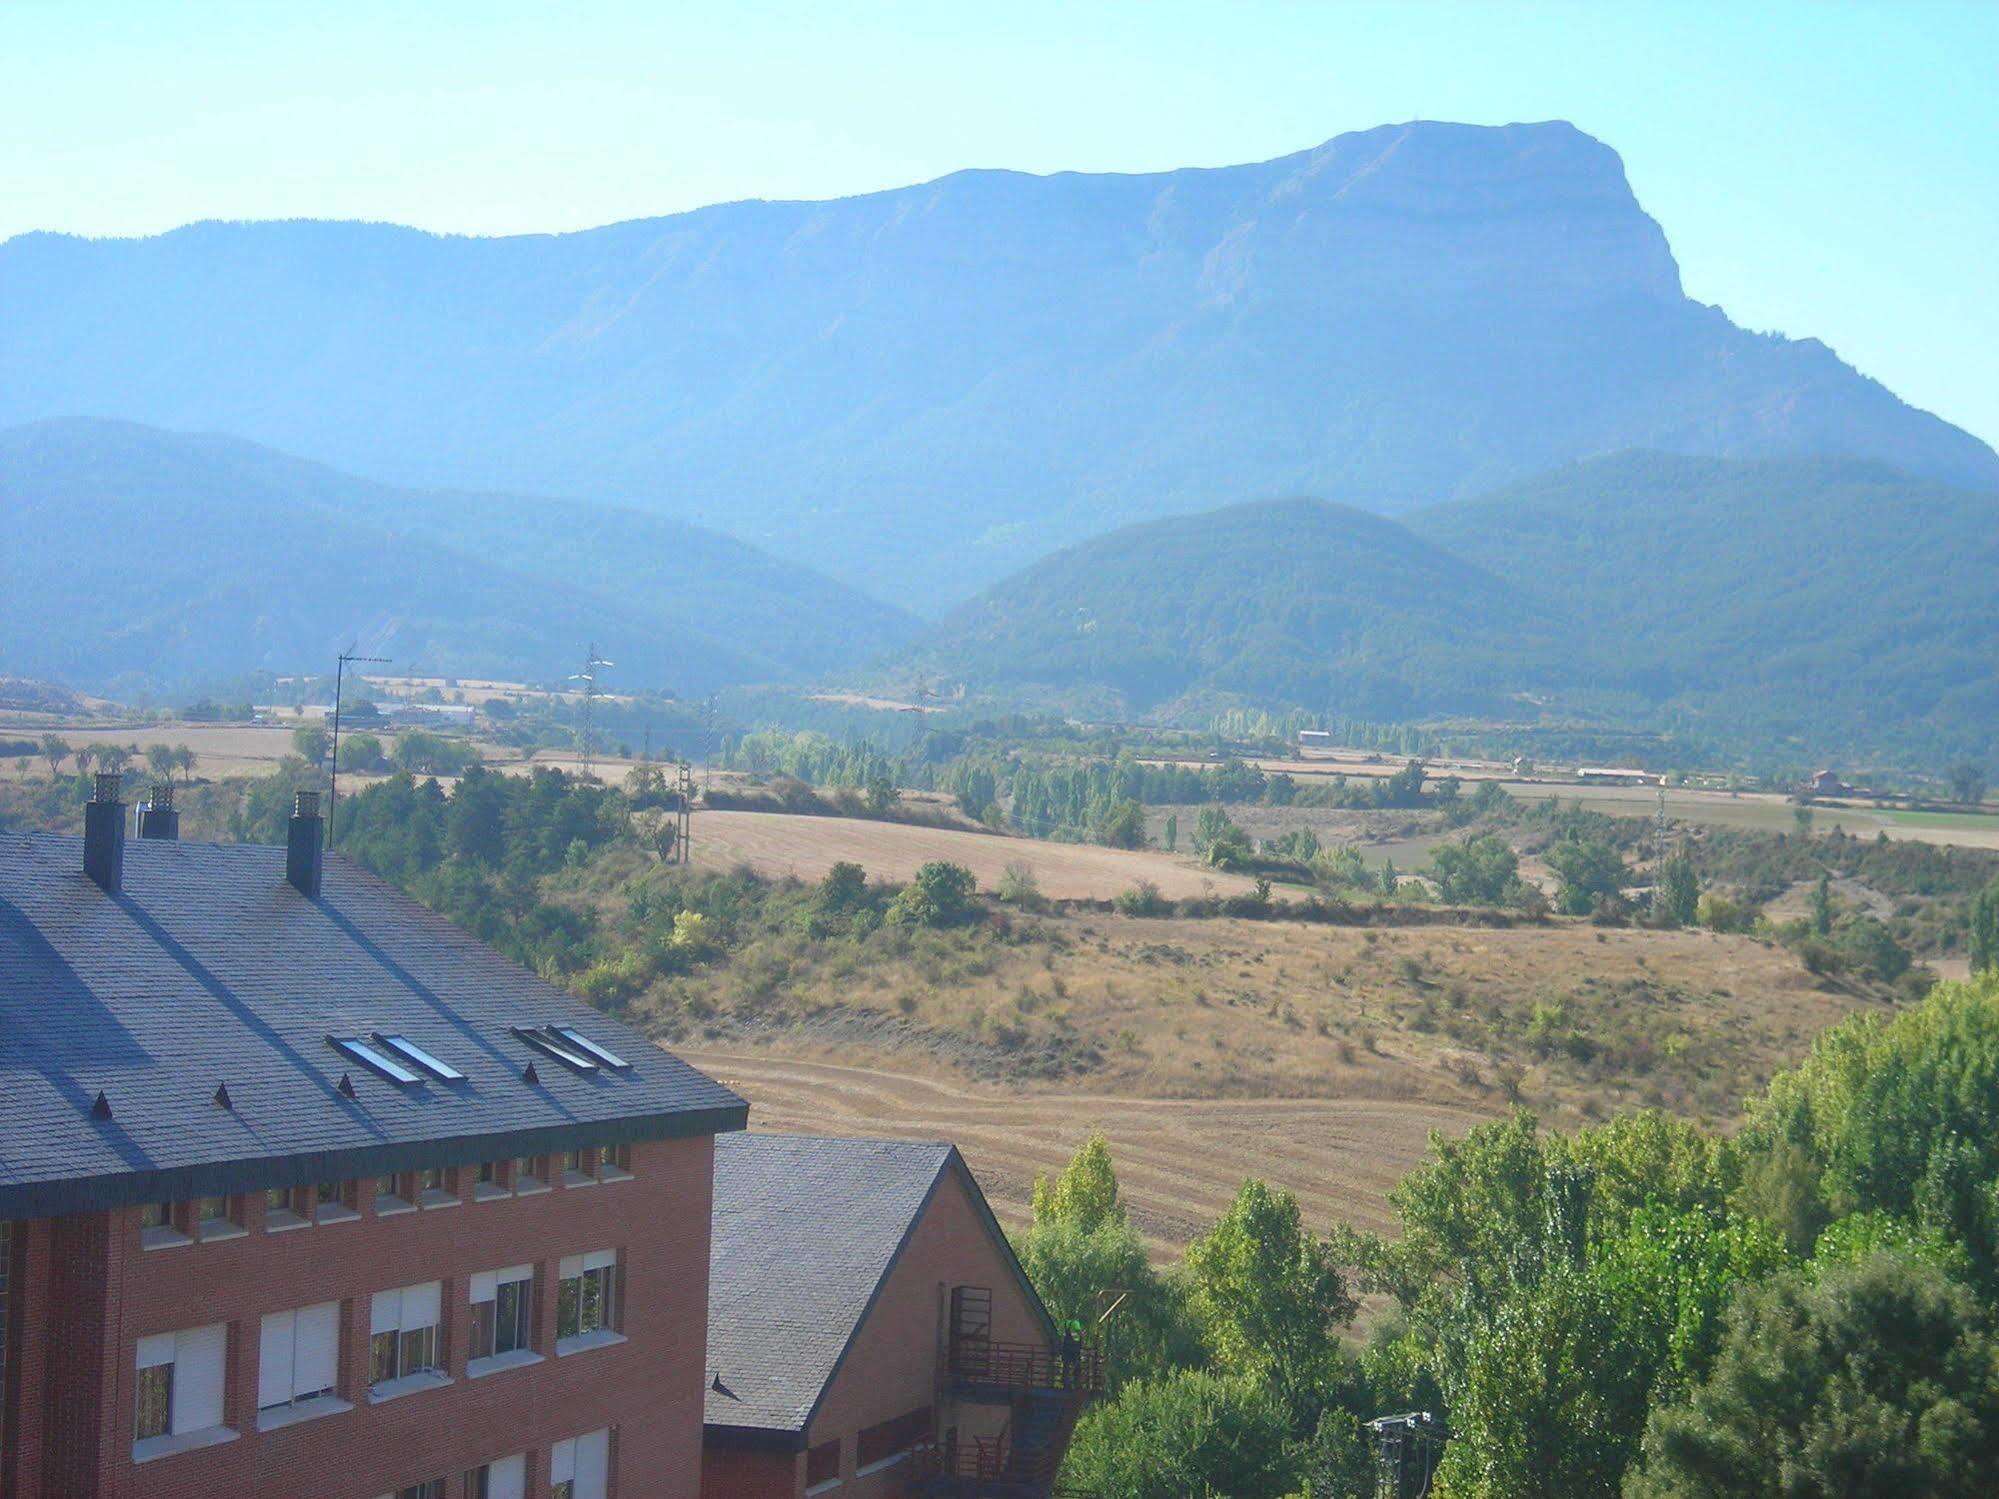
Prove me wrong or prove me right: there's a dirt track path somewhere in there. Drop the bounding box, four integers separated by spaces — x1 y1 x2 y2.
682 1049 1489 1258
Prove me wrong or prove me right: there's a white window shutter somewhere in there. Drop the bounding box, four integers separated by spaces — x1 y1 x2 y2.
404 1280 441 1329
550 1436 576 1484
295 1302 340 1395
371 1289 400 1334
487 1454 526 1499
575 1428 610 1499
258 1311 296 1409
498 1263 533 1284
172 1323 226 1434
469 1271 498 1304
558 1254 583 1280
581 1249 617 1273
136 1332 175 1370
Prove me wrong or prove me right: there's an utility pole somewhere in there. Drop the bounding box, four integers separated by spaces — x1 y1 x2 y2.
328 648 391 844
676 761 693 865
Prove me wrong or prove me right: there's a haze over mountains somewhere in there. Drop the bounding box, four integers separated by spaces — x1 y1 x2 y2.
5 120 1994 610
905 451 1999 760
0 418 914 695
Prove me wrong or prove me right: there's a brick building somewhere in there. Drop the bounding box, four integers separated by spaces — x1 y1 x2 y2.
0 783 746 1498
701 1136 1097 1499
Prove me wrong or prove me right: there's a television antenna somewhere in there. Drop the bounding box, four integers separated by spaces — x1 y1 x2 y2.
571 644 614 776
328 647 392 843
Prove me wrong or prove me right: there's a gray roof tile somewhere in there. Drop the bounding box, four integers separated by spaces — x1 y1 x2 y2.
0 832 745 1217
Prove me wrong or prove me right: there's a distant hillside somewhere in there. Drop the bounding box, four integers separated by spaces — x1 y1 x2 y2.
1408 451 1999 758
900 498 1557 719
0 419 915 695
899 454 1999 761
4 121 1992 608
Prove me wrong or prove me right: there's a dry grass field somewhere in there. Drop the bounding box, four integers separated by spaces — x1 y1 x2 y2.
681 1048 1484 1255
688 808 1260 901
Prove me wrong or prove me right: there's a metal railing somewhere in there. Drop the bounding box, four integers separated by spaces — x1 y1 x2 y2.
948 1339 1105 1395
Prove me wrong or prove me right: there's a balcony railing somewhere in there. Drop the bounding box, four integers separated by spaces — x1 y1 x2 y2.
947 1339 1105 1396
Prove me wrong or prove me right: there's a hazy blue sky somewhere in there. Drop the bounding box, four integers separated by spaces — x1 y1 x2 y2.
7 1 1995 446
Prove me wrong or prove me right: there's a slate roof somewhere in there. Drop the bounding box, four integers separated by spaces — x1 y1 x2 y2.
0 831 746 1218
704 1133 1053 1445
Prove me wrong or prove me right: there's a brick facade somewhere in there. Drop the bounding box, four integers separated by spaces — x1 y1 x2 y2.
700 1169 1049 1499
3 1137 713 1499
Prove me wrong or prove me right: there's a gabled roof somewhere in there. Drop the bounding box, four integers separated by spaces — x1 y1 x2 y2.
704 1133 1054 1445
0 832 746 1218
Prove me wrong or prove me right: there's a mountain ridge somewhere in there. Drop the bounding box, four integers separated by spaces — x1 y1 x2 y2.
3 120 1993 610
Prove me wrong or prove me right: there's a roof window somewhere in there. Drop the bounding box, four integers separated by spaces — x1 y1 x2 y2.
329 1037 423 1086
549 1026 631 1071
511 1026 599 1074
373 1034 466 1082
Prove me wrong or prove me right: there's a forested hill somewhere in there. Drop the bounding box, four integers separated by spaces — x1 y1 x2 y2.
5 120 1993 608
1408 451 1999 757
900 497 1557 719
0 418 916 695
898 454 1999 761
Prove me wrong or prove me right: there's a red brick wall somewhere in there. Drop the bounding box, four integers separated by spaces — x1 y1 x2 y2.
698 1444 798 1499
5 1134 716 1499
801 1168 1049 1499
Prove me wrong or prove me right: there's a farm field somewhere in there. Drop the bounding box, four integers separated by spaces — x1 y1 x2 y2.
680 1048 1486 1257
687 807 1260 901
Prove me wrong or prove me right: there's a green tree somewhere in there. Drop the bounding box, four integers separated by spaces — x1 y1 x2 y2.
292 723 330 765
1427 834 1521 905
1809 872 1833 936
1298 1408 1377 1499
1947 761 1989 806
886 860 978 927
1628 1253 1999 1499
1544 838 1627 916
144 742 177 782
1033 1130 1125 1231
1655 854 1699 928
1972 875 1999 974
863 767 896 816
1165 813 1178 853
1185 1180 1355 1416
1061 1370 1295 1499
338 731 385 771
172 744 198 786
38 733 70 778
1097 797 1148 850
1193 807 1253 870
1793 803 1814 839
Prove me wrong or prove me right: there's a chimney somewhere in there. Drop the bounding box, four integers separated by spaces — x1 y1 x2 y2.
84 772 126 892
138 781 180 841
286 790 325 899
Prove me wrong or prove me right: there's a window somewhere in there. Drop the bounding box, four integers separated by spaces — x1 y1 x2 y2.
258 1302 341 1421
557 1252 617 1345
558 1149 590 1187
857 1407 932 1470
369 1282 442 1389
465 1455 525 1499
806 1438 841 1489
316 1180 360 1223
138 1200 189 1249
373 1033 465 1081
330 1036 424 1086
474 1160 508 1202
264 1185 310 1230
416 1167 456 1208
134 1323 227 1451
597 1144 631 1181
373 1174 412 1214
511 1026 599 1073
470 1265 534 1362
549 1429 610 1499
513 1155 548 1195
549 1026 630 1070
196 1195 242 1241
139 1202 171 1229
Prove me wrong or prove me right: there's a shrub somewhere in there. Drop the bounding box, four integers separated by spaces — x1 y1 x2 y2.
1113 880 1170 917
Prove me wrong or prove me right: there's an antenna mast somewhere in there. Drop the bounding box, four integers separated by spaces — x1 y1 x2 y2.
328 647 391 843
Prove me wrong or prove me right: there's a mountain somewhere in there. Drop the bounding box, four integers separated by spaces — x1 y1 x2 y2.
1408 451 1999 756
0 418 916 695
900 453 1999 761
4 122 1993 610
899 497 1556 719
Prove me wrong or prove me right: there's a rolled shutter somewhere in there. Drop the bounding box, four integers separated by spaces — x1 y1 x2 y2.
136 1332 175 1370
581 1249 617 1273
404 1281 441 1329
470 1271 498 1304
550 1437 576 1484
497 1263 533 1284
574 1428 610 1499
295 1302 340 1395
487 1454 526 1499
558 1254 583 1280
371 1289 400 1334
258 1311 296 1409
172 1323 226 1434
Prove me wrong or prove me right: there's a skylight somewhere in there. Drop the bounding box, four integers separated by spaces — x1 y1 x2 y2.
511 1026 599 1073
329 1037 423 1086
550 1026 631 1071
374 1033 466 1082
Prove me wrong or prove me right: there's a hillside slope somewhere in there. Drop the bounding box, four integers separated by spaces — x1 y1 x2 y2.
901 497 1554 718
4 121 1991 607
0 418 916 694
